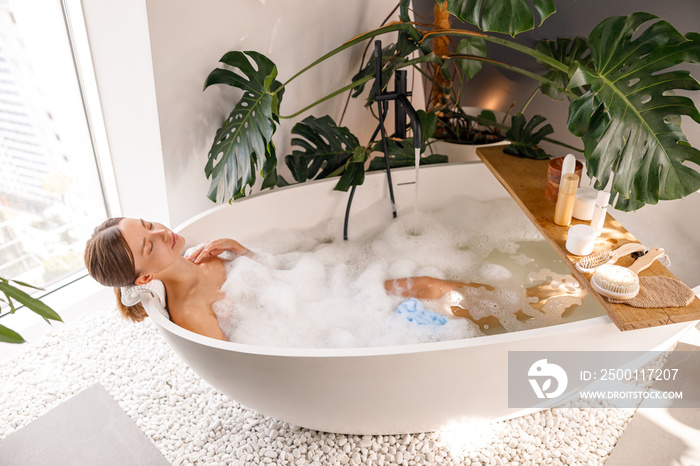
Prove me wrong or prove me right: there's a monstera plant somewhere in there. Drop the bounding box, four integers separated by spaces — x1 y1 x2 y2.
202 0 700 212
202 20 418 202
422 0 558 154
563 13 700 210
422 9 700 209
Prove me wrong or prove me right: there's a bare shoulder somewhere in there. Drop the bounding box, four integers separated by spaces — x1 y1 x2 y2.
170 302 226 341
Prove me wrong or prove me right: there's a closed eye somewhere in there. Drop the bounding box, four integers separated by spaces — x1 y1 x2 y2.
148 223 154 252
140 219 155 255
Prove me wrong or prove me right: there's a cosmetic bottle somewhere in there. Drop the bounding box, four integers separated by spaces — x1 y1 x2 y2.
590 190 611 236
554 173 579 226
573 187 597 221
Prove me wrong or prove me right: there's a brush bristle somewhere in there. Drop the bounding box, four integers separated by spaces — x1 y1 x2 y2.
591 264 639 298
577 249 613 270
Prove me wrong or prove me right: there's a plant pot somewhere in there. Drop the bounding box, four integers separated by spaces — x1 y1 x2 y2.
430 138 510 163
428 106 509 163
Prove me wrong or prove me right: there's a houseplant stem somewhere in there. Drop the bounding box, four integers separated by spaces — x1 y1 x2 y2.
422 29 569 73
273 22 416 98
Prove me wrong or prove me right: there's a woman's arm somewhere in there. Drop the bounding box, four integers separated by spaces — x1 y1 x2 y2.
185 238 254 264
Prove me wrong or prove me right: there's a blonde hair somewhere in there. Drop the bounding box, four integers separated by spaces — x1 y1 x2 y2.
84 218 148 322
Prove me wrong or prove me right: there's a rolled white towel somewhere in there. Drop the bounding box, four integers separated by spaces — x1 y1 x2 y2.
120 280 166 308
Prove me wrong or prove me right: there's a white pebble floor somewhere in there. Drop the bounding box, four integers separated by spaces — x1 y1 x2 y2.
1 308 641 466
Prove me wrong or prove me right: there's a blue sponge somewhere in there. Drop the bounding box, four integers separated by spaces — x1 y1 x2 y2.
395 298 448 326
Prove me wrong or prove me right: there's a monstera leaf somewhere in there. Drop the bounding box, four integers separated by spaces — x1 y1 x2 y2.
443 0 556 36
503 113 553 160
536 37 591 101
284 115 368 191
455 37 487 81
204 51 284 202
335 146 369 192
565 13 700 210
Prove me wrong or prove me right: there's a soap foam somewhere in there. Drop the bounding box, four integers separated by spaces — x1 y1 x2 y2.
213 195 583 348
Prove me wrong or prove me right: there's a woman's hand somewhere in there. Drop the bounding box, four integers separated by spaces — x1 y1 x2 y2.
185 239 252 264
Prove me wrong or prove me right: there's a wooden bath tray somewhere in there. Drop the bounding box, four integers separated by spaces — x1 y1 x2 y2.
476 146 700 331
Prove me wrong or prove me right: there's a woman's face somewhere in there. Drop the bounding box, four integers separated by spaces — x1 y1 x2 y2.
118 218 185 284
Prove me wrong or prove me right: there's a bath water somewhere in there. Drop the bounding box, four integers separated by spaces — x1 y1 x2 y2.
212 195 599 348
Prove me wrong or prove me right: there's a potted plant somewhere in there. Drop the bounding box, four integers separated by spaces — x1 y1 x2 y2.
417 0 556 162
202 0 700 213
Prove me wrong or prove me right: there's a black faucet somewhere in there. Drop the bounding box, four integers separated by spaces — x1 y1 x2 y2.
343 40 422 240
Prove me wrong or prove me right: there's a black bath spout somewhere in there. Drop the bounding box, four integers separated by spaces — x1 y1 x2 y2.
396 93 422 150
375 69 422 150
343 41 421 241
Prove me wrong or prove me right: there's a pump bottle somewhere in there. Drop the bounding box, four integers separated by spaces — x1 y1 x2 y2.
554 173 579 226
590 190 611 236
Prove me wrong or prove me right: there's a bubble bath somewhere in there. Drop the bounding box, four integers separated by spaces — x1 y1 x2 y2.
212 195 588 349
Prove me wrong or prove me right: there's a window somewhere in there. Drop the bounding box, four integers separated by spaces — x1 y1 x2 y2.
0 0 110 291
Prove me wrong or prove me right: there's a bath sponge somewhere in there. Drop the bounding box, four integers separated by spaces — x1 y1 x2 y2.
395 298 448 326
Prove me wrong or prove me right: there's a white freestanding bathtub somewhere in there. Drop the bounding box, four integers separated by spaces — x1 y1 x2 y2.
143 162 696 435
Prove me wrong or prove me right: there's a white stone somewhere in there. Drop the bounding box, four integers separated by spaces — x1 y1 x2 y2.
359 437 372 448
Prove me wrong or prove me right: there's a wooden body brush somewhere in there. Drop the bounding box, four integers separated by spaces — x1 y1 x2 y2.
575 242 647 273
590 247 666 300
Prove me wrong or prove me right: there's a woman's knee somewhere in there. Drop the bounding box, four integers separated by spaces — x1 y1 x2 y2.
385 276 453 299
405 276 447 299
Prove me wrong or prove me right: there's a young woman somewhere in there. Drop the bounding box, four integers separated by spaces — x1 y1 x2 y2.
84 217 497 340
